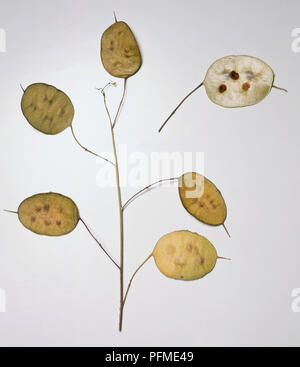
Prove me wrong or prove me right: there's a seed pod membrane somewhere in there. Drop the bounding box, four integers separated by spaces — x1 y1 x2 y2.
179 172 227 226
153 230 218 280
21 83 74 135
101 21 141 78
204 55 274 108
18 193 79 236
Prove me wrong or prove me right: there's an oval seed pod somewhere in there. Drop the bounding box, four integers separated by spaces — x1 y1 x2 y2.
101 21 141 78
153 230 219 280
159 55 287 132
203 55 275 108
21 83 74 135
179 172 228 233
18 193 79 236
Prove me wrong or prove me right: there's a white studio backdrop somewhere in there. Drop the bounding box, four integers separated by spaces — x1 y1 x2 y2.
0 0 299 346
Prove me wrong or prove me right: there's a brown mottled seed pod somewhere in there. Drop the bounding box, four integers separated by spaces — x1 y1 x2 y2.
179 172 227 226
101 21 141 78
153 230 218 280
21 83 74 135
18 193 79 236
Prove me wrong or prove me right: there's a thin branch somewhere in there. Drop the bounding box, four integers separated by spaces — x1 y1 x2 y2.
113 78 127 129
70 125 115 166
123 177 179 211
79 218 120 269
20 84 25 93
272 85 288 93
158 82 203 133
123 254 153 307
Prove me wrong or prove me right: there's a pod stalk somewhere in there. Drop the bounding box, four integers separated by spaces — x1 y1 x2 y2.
70 125 115 166
158 82 203 132
123 254 153 307
80 218 120 269
123 176 179 210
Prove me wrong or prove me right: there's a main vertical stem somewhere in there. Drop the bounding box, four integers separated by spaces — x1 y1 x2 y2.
110 124 124 332
101 79 127 332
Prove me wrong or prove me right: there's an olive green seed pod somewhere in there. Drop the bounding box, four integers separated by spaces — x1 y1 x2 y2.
101 21 141 78
18 192 79 236
21 83 74 135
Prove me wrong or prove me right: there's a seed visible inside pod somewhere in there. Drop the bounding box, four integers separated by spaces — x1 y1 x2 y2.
242 82 250 91
158 54 287 132
17 193 79 236
204 55 275 107
153 230 221 280
178 172 229 235
218 84 227 93
101 21 141 78
230 70 239 80
21 83 74 135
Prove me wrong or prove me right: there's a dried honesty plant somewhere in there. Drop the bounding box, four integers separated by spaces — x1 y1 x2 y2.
5 15 231 332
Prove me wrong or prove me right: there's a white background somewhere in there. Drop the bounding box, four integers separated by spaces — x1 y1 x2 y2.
0 0 300 346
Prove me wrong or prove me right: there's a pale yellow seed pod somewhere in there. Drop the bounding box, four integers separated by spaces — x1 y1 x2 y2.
101 21 141 78
153 230 218 280
204 55 274 108
179 172 227 226
21 83 74 135
18 193 79 236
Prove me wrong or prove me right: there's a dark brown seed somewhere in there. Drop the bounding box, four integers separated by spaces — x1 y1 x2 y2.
230 70 239 80
218 84 227 93
44 204 50 211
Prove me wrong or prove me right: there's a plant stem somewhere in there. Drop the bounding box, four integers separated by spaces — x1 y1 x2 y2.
70 125 115 166
80 218 120 269
123 254 153 307
123 177 179 211
158 82 203 133
113 78 127 129
100 83 126 332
